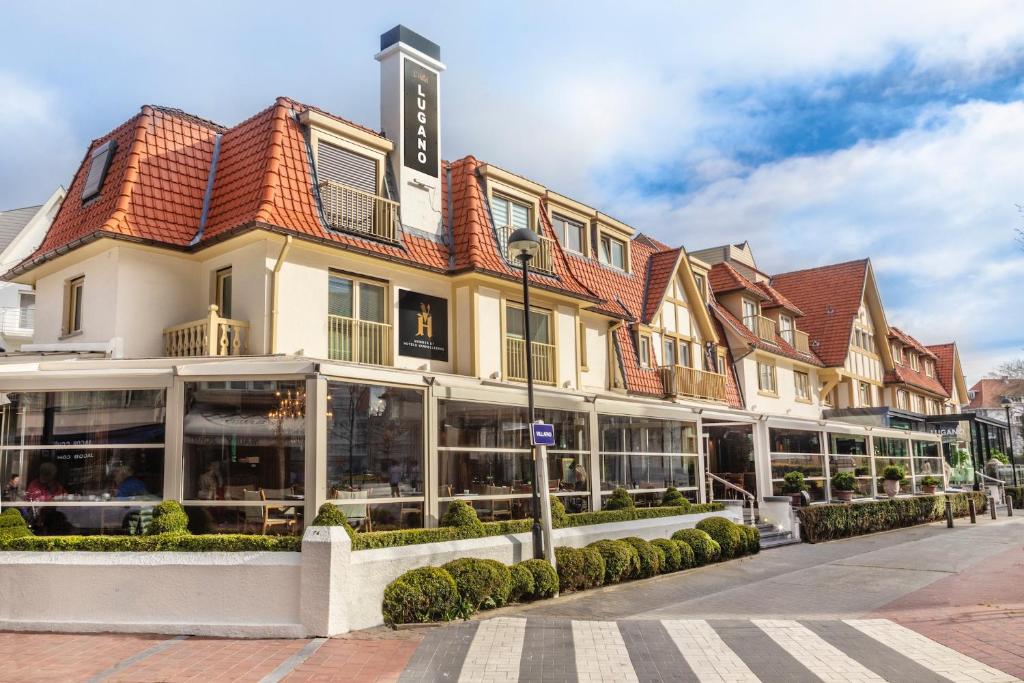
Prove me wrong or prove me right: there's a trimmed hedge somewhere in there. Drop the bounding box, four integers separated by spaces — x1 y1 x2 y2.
383 567 461 625
798 492 990 543
671 528 720 565
580 545 606 588
695 516 744 559
311 503 355 538
661 487 689 508
147 501 188 535
587 539 637 583
674 539 696 569
623 537 661 578
440 499 485 531
518 559 559 598
443 558 511 612
0 509 31 541
555 546 588 592
0 533 301 552
509 562 535 602
742 525 761 555
603 487 635 511
651 538 681 572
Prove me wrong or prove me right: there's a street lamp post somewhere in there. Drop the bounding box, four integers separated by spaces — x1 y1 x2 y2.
1001 396 1019 488
508 227 545 560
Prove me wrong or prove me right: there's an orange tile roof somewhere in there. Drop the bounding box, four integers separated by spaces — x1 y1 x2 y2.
926 343 957 396
770 260 869 368
968 378 1024 409
888 326 938 360
710 301 823 367
642 249 681 323
753 281 804 316
708 262 769 300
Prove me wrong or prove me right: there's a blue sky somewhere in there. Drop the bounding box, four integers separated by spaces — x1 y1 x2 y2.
2 1 1023 380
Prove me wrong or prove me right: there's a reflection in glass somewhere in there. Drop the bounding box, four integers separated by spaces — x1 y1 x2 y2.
14 505 155 536
1 390 166 446
182 504 303 535
439 401 587 451
2 449 162 503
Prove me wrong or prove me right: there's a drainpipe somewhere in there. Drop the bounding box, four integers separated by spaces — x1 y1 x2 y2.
269 235 293 354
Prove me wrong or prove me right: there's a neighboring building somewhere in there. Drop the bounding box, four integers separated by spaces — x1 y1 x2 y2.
0 26 954 535
967 377 1024 482
0 188 65 351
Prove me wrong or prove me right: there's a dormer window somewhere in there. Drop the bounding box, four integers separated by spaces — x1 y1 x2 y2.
892 343 902 364
599 233 626 270
925 359 935 377
693 273 706 302
552 213 584 254
491 194 531 232
909 353 919 371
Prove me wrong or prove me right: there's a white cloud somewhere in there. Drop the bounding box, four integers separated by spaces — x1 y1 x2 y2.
0 72 80 208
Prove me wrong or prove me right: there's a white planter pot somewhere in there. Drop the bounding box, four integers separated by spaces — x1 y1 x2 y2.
883 480 900 497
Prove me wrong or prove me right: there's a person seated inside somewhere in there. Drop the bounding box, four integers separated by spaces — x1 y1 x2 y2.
4 474 21 501
25 463 66 502
197 461 222 500
113 463 148 499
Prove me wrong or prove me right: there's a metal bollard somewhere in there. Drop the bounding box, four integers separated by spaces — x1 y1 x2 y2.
1008 494 1014 517
945 499 954 528
969 498 977 524
990 496 997 520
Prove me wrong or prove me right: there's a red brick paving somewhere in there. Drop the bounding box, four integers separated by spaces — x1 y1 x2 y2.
0 632 169 683
874 544 1024 679
283 638 419 683
106 637 307 682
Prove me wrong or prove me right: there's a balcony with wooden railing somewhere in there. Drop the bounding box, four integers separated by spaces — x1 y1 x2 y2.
318 179 400 243
780 327 811 353
496 225 556 276
164 305 249 357
659 365 727 402
328 315 392 366
743 314 777 342
506 337 556 385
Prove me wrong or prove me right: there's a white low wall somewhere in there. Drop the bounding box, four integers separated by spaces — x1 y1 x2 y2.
0 510 738 638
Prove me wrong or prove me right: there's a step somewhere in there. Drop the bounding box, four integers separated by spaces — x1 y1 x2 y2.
761 535 801 549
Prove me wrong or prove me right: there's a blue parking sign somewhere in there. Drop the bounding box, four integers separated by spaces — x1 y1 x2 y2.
530 422 556 446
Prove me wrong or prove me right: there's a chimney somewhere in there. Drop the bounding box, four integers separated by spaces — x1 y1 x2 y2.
376 25 446 238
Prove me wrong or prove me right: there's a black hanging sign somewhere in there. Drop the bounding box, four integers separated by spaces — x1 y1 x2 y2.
403 59 439 177
398 290 448 361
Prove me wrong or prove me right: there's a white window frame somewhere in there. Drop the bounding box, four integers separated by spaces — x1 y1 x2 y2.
757 361 777 395
599 233 627 270
794 370 810 401
552 213 585 254
64 275 85 335
638 335 651 368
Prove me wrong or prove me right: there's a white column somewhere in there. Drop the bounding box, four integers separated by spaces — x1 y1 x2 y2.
425 383 440 527
305 375 327 521
587 400 601 511
163 377 185 502
696 414 707 504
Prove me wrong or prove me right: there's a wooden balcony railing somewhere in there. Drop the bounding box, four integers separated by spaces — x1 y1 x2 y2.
743 314 777 342
318 179 400 243
327 315 392 366
497 225 556 276
506 337 556 385
164 305 249 357
781 328 810 353
659 365 727 402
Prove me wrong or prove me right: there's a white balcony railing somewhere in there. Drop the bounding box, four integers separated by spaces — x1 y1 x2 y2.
327 315 392 366
0 307 34 336
743 314 777 342
318 179 400 243
781 327 810 353
659 365 727 402
497 225 556 275
163 305 249 357
506 337 556 385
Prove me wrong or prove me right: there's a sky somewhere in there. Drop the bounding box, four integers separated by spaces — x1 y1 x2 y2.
2 1 1023 382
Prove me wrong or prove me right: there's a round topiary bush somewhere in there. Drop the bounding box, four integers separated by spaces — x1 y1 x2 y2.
310 503 355 538
0 508 31 541
382 566 460 625
580 545 606 588
651 539 681 572
650 542 667 572
623 537 661 578
695 516 744 559
672 528 719 565
443 558 510 612
587 539 637 583
518 559 558 598
603 487 635 511
480 559 513 607
742 525 761 554
674 539 696 569
549 496 569 528
440 500 484 533
661 487 688 507
147 500 188 535
508 562 535 602
555 546 587 592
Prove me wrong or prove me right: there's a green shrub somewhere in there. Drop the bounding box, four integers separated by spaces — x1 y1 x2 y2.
920 475 941 488
650 541 666 571
508 562 535 602
742 525 761 554
782 471 807 493
146 501 188 535
622 537 661 577
481 559 512 607
382 567 460 625
882 465 905 481
831 471 856 492
442 558 509 613
695 517 744 559
603 487 635 511
0 509 31 541
674 539 696 569
518 559 558 598
550 496 569 528
555 546 587 592
672 528 720 565
661 487 688 508
1007 486 1024 509
651 539 682 572
580 546 606 588
587 539 636 583
0 534 301 552
440 500 485 531
310 503 356 538
798 492 988 543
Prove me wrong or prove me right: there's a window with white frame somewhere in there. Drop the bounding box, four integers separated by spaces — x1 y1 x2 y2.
678 340 691 368
215 267 233 319
491 194 531 231
897 389 910 410
909 353 920 371
859 381 873 406
599 233 626 270
794 370 810 401
64 276 84 335
663 338 676 366
757 361 777 394
693 273 706 302
925 359 935 377
892 343 903 364
599 414 699 499
638 335 651 368
327 273 389 365
742 299 759 329
552 214 584 254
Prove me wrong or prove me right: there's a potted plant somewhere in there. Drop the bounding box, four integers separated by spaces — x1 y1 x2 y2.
882 465 905 497
782 471 807 506
920 475 940 495
831 471 856 502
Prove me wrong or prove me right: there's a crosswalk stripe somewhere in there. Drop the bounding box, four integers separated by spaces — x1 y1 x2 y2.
662 619 759 683
456 617 526 683
572 620 639 683
845 619 1019 683
753 619 886 682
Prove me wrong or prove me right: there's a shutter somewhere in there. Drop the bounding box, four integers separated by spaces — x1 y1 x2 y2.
317 142 377 194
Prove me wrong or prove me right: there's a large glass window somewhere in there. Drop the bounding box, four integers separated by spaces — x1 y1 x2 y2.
181 381 305 534
438 401 590 520
325 380 424 531
1 390 166 535
599 414 698 505
769 427 825 501
827 433 872 498
874 436 912 495
912 439 943 492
